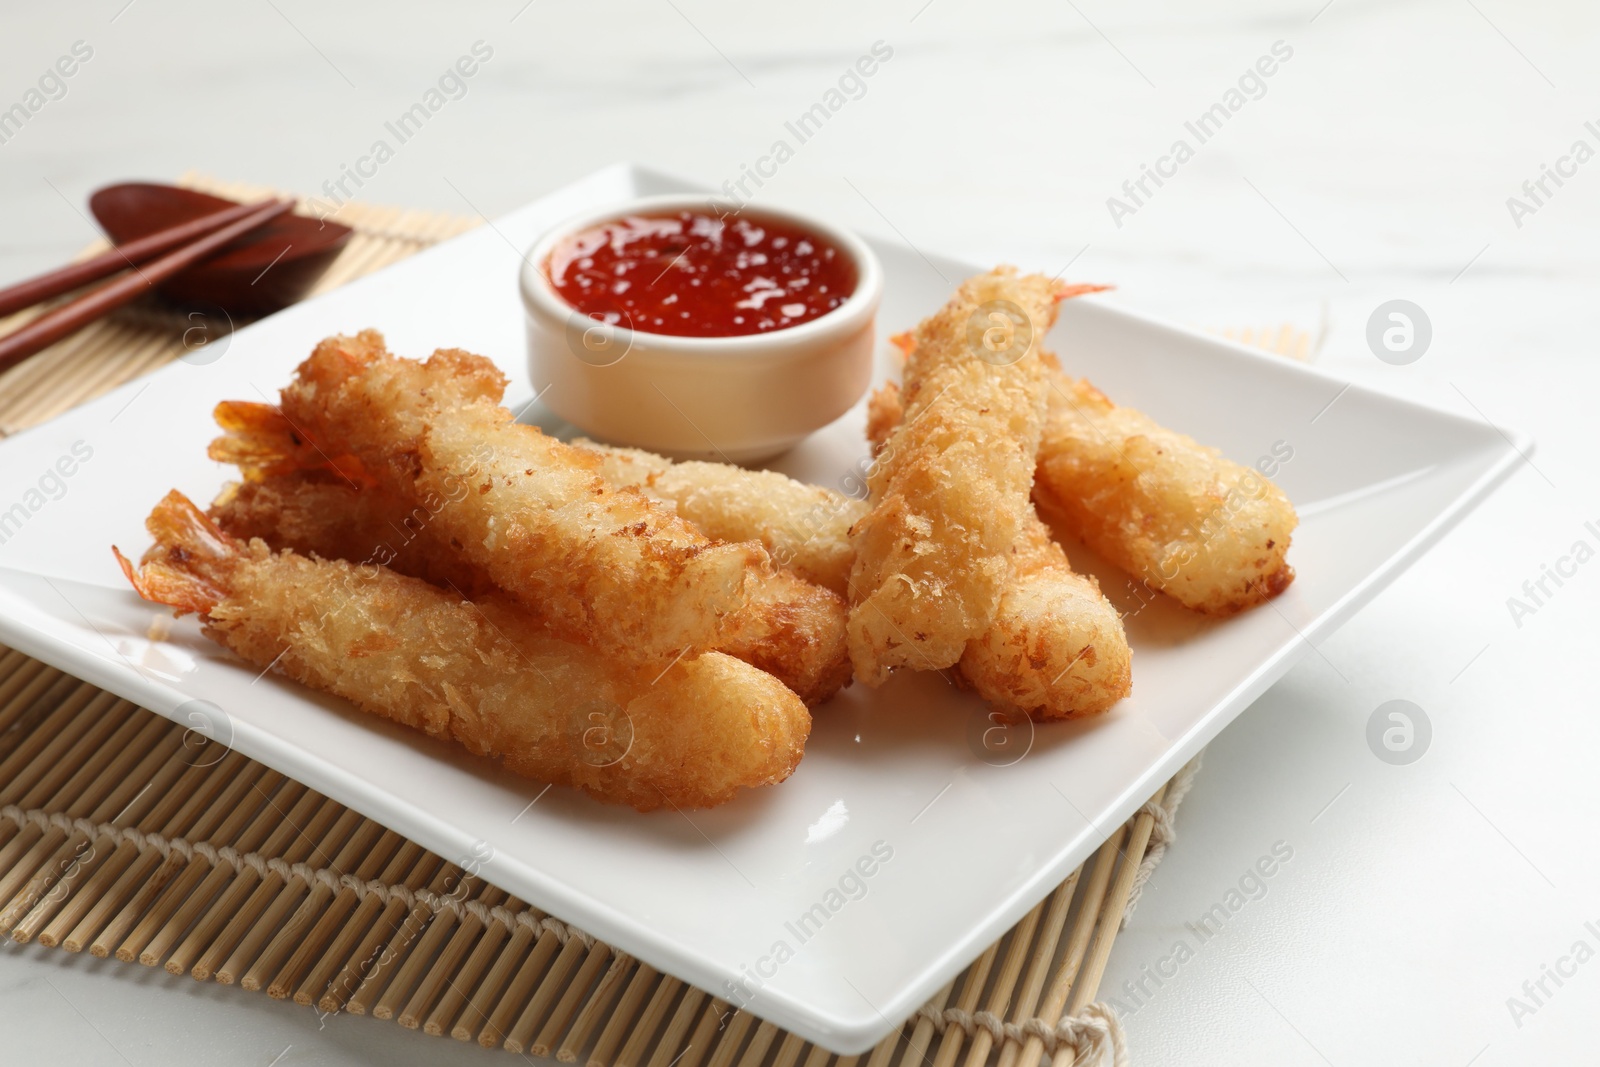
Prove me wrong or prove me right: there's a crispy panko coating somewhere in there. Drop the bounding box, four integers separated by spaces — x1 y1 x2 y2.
866 382 1130 719
584 426 1129 720
207 472 495 598
577 441 861 597
956 514 1130 719
1035 364 1296 615
117 492 808 810
714 568 851 707
847 268 1065 685
209 473 850 705
273 331 764 660
564 442 858 703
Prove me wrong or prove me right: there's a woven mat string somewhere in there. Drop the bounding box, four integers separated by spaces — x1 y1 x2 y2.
0 802 595 949
916 1002 1128 1066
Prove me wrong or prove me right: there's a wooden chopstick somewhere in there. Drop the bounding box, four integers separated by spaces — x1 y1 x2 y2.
0 197 284 320
0 198 293 378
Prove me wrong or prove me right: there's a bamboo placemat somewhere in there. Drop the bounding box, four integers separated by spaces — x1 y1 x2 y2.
0 175 1202 1065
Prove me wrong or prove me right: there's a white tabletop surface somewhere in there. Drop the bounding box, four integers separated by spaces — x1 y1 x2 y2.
3 2 1597 1064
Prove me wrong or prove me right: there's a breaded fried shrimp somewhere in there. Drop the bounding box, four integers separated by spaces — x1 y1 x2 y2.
1035 365 1296 615
118 492 809 810
886 319 1297 616
847 268 1064 685
276 331 764 659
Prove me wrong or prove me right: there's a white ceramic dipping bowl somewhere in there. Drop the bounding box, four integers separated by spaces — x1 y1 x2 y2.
519 194 883 463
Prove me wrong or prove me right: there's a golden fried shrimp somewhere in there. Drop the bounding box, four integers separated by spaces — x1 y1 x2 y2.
866 381 1130 719
276 331 764 659
117 492 809 810
847 268 1065 685
209 472 850 705
1035 364 1296 615
577 440 862 597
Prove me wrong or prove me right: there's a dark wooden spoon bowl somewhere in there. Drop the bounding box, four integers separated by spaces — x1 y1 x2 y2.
89 182 353 316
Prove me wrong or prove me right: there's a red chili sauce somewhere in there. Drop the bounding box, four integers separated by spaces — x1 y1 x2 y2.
545 210 857 338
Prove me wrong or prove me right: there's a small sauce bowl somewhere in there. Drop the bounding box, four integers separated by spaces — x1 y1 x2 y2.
519 194 882 463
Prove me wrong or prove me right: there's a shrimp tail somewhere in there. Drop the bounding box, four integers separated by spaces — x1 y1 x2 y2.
887 283 1108 368
209 399 369 484
1053 282 1112 302
115 490 240 617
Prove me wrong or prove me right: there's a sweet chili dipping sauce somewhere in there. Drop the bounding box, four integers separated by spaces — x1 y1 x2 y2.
545 210 857 338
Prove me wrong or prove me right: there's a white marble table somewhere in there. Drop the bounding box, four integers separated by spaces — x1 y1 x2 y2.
3 1 1597 1063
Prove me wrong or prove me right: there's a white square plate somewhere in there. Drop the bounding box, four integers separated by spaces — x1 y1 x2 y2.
0 165 1526 1052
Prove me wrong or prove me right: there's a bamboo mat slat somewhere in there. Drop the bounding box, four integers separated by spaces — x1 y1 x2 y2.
0 176 1202 1064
